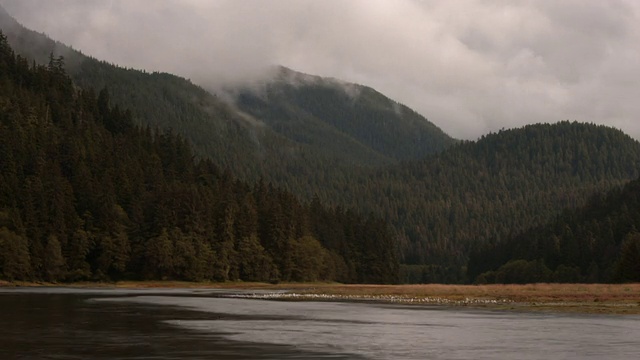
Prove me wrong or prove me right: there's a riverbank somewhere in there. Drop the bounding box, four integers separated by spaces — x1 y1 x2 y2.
2 280 639 314
291 283 640 315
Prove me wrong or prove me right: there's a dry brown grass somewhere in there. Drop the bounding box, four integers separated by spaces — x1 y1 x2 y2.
3 280 639 314
294 283 640 314
299 283 640 303
4 281 640 302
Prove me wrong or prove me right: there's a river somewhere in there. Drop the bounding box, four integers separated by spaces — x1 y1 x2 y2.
0 288 638 359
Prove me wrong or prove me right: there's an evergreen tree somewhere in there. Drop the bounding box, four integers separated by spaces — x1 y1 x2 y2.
615 232 640 282
0 227 31 281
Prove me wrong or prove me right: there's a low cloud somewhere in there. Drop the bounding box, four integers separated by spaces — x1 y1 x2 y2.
2 0 640 140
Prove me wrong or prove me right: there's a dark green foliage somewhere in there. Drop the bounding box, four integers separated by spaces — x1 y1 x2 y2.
234 66 456 165
345 122 639 282
0 227 31 280
236 234 277 282
475 260 552 284
615 232 640 282
0 33 398 283
469 178 640 283
4 9 640 284
290 236 326 282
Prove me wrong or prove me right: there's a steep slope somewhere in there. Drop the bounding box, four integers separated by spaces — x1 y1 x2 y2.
339 122 640 282
4 7 640 284
0 17 373 211
231 66 456 164
0 8 455 173
467 176 640 284
0 6 292 178
0 33 398 283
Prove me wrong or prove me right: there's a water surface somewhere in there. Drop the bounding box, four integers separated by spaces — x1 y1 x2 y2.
1 288 638 359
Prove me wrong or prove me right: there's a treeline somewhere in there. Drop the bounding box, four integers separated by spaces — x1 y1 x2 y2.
0 33 398 284
468 177 640 283
354 122 640 282
71 59 640 284
5 11 640 284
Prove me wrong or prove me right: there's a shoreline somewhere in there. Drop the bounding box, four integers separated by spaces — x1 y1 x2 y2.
2 280 639 315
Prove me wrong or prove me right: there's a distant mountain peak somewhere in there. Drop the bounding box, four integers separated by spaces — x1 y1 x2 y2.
267 66 363 99
229 66 456 163
272 66 322 84
0 4 16 24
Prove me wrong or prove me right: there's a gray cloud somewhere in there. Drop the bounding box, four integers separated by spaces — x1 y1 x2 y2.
2 0 640 140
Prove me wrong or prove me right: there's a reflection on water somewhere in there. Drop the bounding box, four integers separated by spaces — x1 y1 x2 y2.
1 288 639 359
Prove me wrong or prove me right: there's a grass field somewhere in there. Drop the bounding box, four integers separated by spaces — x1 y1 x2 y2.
2 280 639 314
296 283 640 314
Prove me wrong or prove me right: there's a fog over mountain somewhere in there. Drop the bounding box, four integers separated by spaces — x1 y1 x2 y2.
2 0 640 140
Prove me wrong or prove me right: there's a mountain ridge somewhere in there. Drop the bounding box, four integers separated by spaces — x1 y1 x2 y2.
230 65 456 164
3 5 640 283
0 7 455 170
0 32 398 283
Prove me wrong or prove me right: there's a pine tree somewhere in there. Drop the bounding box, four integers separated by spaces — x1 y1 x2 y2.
616 232 640 282
0 227 31 281
43 234 65 282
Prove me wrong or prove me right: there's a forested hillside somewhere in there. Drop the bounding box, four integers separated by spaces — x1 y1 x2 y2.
232 66 456 165
0 8 453 175
327 122 640 282
3 7 640 284
467 176 640 284
0 33 398 283
0 7 298 180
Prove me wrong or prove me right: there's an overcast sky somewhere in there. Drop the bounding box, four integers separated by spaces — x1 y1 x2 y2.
2 0 640 140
